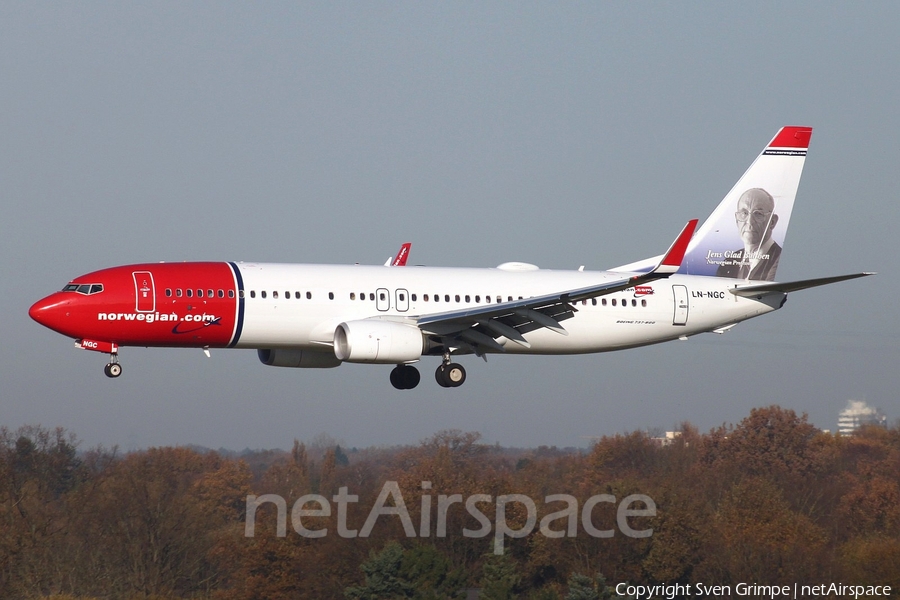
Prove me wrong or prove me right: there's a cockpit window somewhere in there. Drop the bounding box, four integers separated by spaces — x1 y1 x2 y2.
62 283 103 295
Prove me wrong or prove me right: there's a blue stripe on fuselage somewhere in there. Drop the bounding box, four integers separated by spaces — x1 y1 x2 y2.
227 262 245 348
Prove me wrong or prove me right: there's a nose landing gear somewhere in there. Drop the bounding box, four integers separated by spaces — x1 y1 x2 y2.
103 357 122 378
75 340 122 378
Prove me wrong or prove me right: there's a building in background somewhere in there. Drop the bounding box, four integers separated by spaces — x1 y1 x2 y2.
838 400 887 436
650 431 682 447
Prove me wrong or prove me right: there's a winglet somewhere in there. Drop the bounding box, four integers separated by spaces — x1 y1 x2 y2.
390 242 412 267
653 219 698 275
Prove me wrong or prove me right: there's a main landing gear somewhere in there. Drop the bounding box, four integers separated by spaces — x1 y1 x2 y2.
435 362 466 388
390 365 421 390
435 352 466 388
389 356 468 390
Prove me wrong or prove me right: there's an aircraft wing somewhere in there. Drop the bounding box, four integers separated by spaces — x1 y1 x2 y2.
413 220 697 354
729 272 875 296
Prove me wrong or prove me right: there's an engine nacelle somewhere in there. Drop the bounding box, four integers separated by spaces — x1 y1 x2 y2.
333 320 424 364
258 348 342 369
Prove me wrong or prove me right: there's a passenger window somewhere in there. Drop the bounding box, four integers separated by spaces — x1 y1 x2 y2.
218 289 224 298
465 295 470 303
165 289 172 297
368 293 373 301
424 294 429 301
611 298 616 306
399 293 405 301
631 299 637 307
475 295 480 303
485 296 491 303
379 292 385 301
591 298 597 306
296 292 301 299
350 293 356 300
455 295 460 302
197 289 204 298
187 289 193 298
273 291 279 299
641 299 647 307
261 291 267 299
497 296 502 303
285 291 289 299
208 289 214 298
508 296 513 302
445 295 450 302
329 292 334 300
238 290 243 298
250 291 256 298
308 292 313 299
176 289 183 297
411 294 417 302
602 298 607 306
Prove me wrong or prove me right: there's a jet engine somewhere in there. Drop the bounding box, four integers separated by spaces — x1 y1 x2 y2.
333 320 424 363
257 348 342 368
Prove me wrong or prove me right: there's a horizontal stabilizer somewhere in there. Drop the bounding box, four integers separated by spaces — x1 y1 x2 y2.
730 272 875 296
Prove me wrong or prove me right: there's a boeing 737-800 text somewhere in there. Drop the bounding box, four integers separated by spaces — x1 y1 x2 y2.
29 127 872 389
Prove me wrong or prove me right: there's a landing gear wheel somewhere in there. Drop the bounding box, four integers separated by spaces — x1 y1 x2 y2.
390 365 420 390
435 365 450 388
104 363 122 378
436 363 466 388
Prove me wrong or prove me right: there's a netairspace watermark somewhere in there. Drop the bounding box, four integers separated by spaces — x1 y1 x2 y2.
244 480 656 554
615 582 893 600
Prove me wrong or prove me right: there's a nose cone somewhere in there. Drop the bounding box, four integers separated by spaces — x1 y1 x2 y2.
29 294 72 334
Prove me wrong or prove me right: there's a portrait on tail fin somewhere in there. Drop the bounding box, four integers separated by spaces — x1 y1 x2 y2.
714 188 781 281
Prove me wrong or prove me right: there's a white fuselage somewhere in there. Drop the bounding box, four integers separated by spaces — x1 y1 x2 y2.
234 263 781 353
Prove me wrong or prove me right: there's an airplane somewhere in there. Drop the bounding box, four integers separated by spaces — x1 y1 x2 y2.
29 126 872 389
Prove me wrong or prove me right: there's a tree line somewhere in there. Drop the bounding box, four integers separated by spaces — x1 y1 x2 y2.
1 405 898 599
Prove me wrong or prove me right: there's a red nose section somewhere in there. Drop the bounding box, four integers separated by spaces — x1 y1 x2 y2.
29 294 72 335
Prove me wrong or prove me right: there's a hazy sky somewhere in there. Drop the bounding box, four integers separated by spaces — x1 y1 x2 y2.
2 2 897 451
